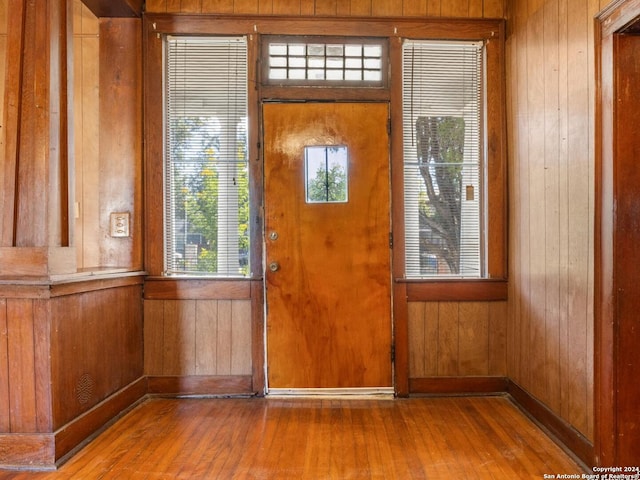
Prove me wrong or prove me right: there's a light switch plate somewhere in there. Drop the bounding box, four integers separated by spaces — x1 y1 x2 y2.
110 212 130 237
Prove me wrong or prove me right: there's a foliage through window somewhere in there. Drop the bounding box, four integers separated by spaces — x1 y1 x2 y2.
403 40 485 278
165 36 249 276
305 146 349 203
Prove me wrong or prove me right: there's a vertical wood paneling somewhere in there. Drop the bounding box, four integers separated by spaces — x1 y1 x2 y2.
408 301 507 379
259 0 273 14
6 300 37 432
458 302 488 375
484 0 503 18
402 0 426 16
143 300 165 375
145 299 252 377
234 0 259 14
437 302 459 376
372 0 401 17
146 0 166 11
273 0 300 14
441 0 468 17
426 0 441 16
50 285 143 429
202 0 233 13
32 300 51 433
195 300 218 374
182 0 201 13
0 0 6 168
408 302 425 377
73 3 100 269
488 301 507 375
314 0 336 15
163 300 197 375
0 300 9 431
543 0 561 414
215 300 232 375
349 0 372 16
526 4 546 405
99 18 143 269
507 0 598 440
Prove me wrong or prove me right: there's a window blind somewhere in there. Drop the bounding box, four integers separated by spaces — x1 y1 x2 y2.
165 36 249 276
402 40 485 278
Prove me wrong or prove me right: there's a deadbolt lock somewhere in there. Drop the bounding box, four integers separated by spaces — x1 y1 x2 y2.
269 261 280 272
269 231 279 241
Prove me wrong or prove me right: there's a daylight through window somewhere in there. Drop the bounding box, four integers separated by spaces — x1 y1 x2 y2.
165 36 249 276
402 40 485 278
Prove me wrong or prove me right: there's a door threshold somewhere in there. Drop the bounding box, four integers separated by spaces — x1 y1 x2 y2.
267 388 395 399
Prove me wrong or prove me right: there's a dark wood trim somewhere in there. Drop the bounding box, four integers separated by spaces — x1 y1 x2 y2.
146 14 504 40
0 434 55 470
405 280 508 302
597 0 640 36
508 381 595 468
50 274 145 297
147 375 254 396
251 281 266 395
260 86 391 102
143 278 252 300
393 283 409 397
80 0 142 18
54 377 147 463
409 376 508 395
595 0 640 467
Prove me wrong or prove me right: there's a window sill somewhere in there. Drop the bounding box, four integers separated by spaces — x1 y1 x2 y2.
397 279 507 302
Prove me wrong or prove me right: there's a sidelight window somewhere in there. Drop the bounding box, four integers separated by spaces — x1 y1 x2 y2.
164 36 250 276
402 40 485 279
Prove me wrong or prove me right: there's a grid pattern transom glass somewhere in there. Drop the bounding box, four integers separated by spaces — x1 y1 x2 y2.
264 36 386 86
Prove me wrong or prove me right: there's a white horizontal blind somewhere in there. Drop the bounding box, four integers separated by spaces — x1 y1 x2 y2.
165 36 249 276
402 40 485 278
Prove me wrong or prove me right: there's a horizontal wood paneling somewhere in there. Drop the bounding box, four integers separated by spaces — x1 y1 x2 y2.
408 301 507 380
506 0 603 441
144 299 252 377
145 0 507 17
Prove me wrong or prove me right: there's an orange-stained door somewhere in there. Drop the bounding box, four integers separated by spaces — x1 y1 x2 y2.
263 102 392 389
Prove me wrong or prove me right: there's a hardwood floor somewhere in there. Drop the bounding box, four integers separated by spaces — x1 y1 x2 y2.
0 395 585 479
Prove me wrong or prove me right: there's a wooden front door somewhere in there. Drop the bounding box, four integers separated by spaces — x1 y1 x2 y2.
263 102 392 390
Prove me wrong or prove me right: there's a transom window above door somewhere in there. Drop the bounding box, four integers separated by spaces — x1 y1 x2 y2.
262 36 388 87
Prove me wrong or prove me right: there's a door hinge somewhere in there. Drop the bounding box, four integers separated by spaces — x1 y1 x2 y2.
389 232 394 249
387 118 392 136
390 344 395 363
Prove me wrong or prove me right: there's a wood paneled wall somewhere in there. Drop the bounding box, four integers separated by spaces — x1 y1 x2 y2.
408 301 507 378
0 281 143 435
72 3 100 269
145 0 505 17
144 299 252 377
72 4 143 271
0 0 5 158
506 0 613 442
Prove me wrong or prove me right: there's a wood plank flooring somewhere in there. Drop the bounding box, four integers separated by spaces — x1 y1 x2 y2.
0 395 585 479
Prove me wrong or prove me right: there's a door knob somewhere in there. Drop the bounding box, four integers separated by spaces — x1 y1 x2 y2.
269 261 280 272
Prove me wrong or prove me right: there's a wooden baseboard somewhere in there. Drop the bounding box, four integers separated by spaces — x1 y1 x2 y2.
507 380 594 467
147 375 254 396
54 377 147 464
409 376 509 395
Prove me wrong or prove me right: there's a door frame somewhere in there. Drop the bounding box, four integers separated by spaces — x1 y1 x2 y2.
595 0 640 466
260 100 395 395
